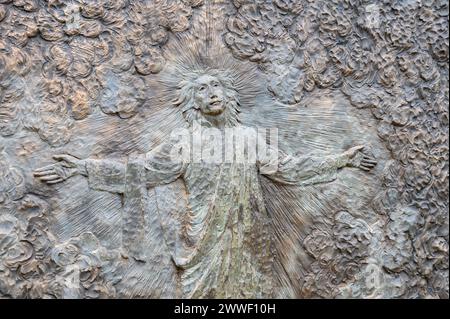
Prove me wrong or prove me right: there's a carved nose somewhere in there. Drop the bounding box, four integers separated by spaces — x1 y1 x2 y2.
210 94 217 99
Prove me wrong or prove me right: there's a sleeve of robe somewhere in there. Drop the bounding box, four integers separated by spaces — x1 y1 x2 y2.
83 158 127 194
83 138 187 193
258 142 349 186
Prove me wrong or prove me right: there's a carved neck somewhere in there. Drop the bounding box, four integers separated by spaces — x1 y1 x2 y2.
201 113 228 129
184 108 239 129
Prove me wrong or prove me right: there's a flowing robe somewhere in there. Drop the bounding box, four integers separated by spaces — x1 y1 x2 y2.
82 127 347 298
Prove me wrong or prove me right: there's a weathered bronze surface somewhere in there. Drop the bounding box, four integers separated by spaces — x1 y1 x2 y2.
0 0 448 299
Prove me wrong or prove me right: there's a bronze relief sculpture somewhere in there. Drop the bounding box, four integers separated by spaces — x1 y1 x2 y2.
0 0 448 299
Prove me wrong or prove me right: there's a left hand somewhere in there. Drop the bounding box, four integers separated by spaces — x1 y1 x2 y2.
343 145 377 171
33 154 85 184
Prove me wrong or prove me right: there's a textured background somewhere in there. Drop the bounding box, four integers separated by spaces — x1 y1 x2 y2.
0 0 448 298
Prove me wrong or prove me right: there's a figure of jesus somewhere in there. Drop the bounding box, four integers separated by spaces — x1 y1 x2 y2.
34 69 377 298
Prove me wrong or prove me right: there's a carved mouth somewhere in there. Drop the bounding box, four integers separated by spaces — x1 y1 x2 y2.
209 100 222 107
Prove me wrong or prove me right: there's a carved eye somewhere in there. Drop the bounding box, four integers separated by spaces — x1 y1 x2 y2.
199 86 206 91
213 82 219 87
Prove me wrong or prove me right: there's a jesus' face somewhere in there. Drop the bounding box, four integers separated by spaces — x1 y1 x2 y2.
194 74 226 116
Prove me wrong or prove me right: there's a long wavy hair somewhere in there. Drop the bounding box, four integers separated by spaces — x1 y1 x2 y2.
173 69 241 127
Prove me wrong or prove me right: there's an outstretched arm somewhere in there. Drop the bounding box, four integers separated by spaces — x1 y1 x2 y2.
260 145 377 186
34 154 127 194
34 137 187 193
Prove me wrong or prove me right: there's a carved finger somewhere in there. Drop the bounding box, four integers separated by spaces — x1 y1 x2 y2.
37 178 61 184
46 178 64 184
34 165 56 173
362 156 377 162
38 174 62 181
360 165 374 171
361 159 376 164
33 169 57 177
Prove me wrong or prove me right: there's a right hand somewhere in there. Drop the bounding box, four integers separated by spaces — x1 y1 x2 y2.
34 154 85 185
